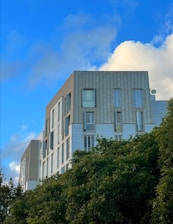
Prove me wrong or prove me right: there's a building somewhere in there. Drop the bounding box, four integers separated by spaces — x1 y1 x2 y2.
19 71 168 190
19 140 40 191
151 94 168 126
40 70 161 180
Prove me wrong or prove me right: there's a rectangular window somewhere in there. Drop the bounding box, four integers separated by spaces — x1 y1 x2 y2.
42 161 45 179
51 109 54 129
115 135 122 141
57 124 60 144
57 147 60 168
65 116 70 136
113 89 121 107
82 89 96 107
61 166 65 174
58 102 60 122
66 163 69 171
136 111 143 132
84 135 94 151
114 111 122 132
43 140 47 158
51 153 53 174
66 138 70 160
45 119 49 136
65 93 71 113
50 131 54 149
133 89 144 107
83 112 95 131
62 144 64 164
46 158 49 178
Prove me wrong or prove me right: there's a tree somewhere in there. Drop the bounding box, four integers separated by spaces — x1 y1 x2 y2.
151 98 173 224
65 135 159 224
0 170 22 223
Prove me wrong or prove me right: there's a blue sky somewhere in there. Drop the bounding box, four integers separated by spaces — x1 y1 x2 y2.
1 0 173 182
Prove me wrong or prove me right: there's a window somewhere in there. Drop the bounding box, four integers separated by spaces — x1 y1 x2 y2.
57 124 60 144
114 111 122 132
133 89 144 107
66 163 69 171
43 140 47 158
45 119 49 136
58 102 60 122
66 138 70 159
113 89 121 107
84 135 94 151
46 158 49 177
57 147 60 168
61 166 65 174
115 135 122 141
62 144 64 164
51 109 54 129
82 89 96 107
51 153 53 174
42 161 45 179
65 116 70 136
50 131 54 149
65 93 71 113
83 112 95 131
136 111 143 132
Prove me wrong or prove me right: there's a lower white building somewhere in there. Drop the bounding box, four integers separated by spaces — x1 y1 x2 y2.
19 140 40 191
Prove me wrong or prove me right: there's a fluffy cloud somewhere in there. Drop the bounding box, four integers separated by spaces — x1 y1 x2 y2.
9 161 20 175
100 34 173 100
28 25 117 88
1 12 119 87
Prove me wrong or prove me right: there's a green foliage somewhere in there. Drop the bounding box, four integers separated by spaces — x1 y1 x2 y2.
4 99 173 224
0 170 22 223
151 98 173 224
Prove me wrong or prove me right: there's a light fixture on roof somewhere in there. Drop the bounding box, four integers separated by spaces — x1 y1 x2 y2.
151 89 156 95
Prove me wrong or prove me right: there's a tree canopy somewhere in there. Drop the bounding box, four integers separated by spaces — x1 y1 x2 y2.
2 98 173 224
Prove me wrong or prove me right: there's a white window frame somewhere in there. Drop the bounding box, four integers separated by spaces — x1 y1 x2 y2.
114 111 122 132
84 135 94 151
83 112 95 131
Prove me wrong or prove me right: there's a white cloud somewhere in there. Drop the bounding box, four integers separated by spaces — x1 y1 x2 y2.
27 24 117 88
100 34 173 100
21 124 29 130
151 4 173 45
9 161 20 174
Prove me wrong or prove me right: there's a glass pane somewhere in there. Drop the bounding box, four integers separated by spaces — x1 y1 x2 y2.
82 89 95 107
114 89 121 107
136 111 143 131
133 89 144 107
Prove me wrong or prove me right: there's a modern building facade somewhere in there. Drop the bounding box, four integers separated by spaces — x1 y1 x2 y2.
40 71 158 180
19 140 40 191
19 71 168 191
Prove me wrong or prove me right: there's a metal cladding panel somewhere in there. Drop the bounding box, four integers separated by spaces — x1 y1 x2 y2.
73 71 151 124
